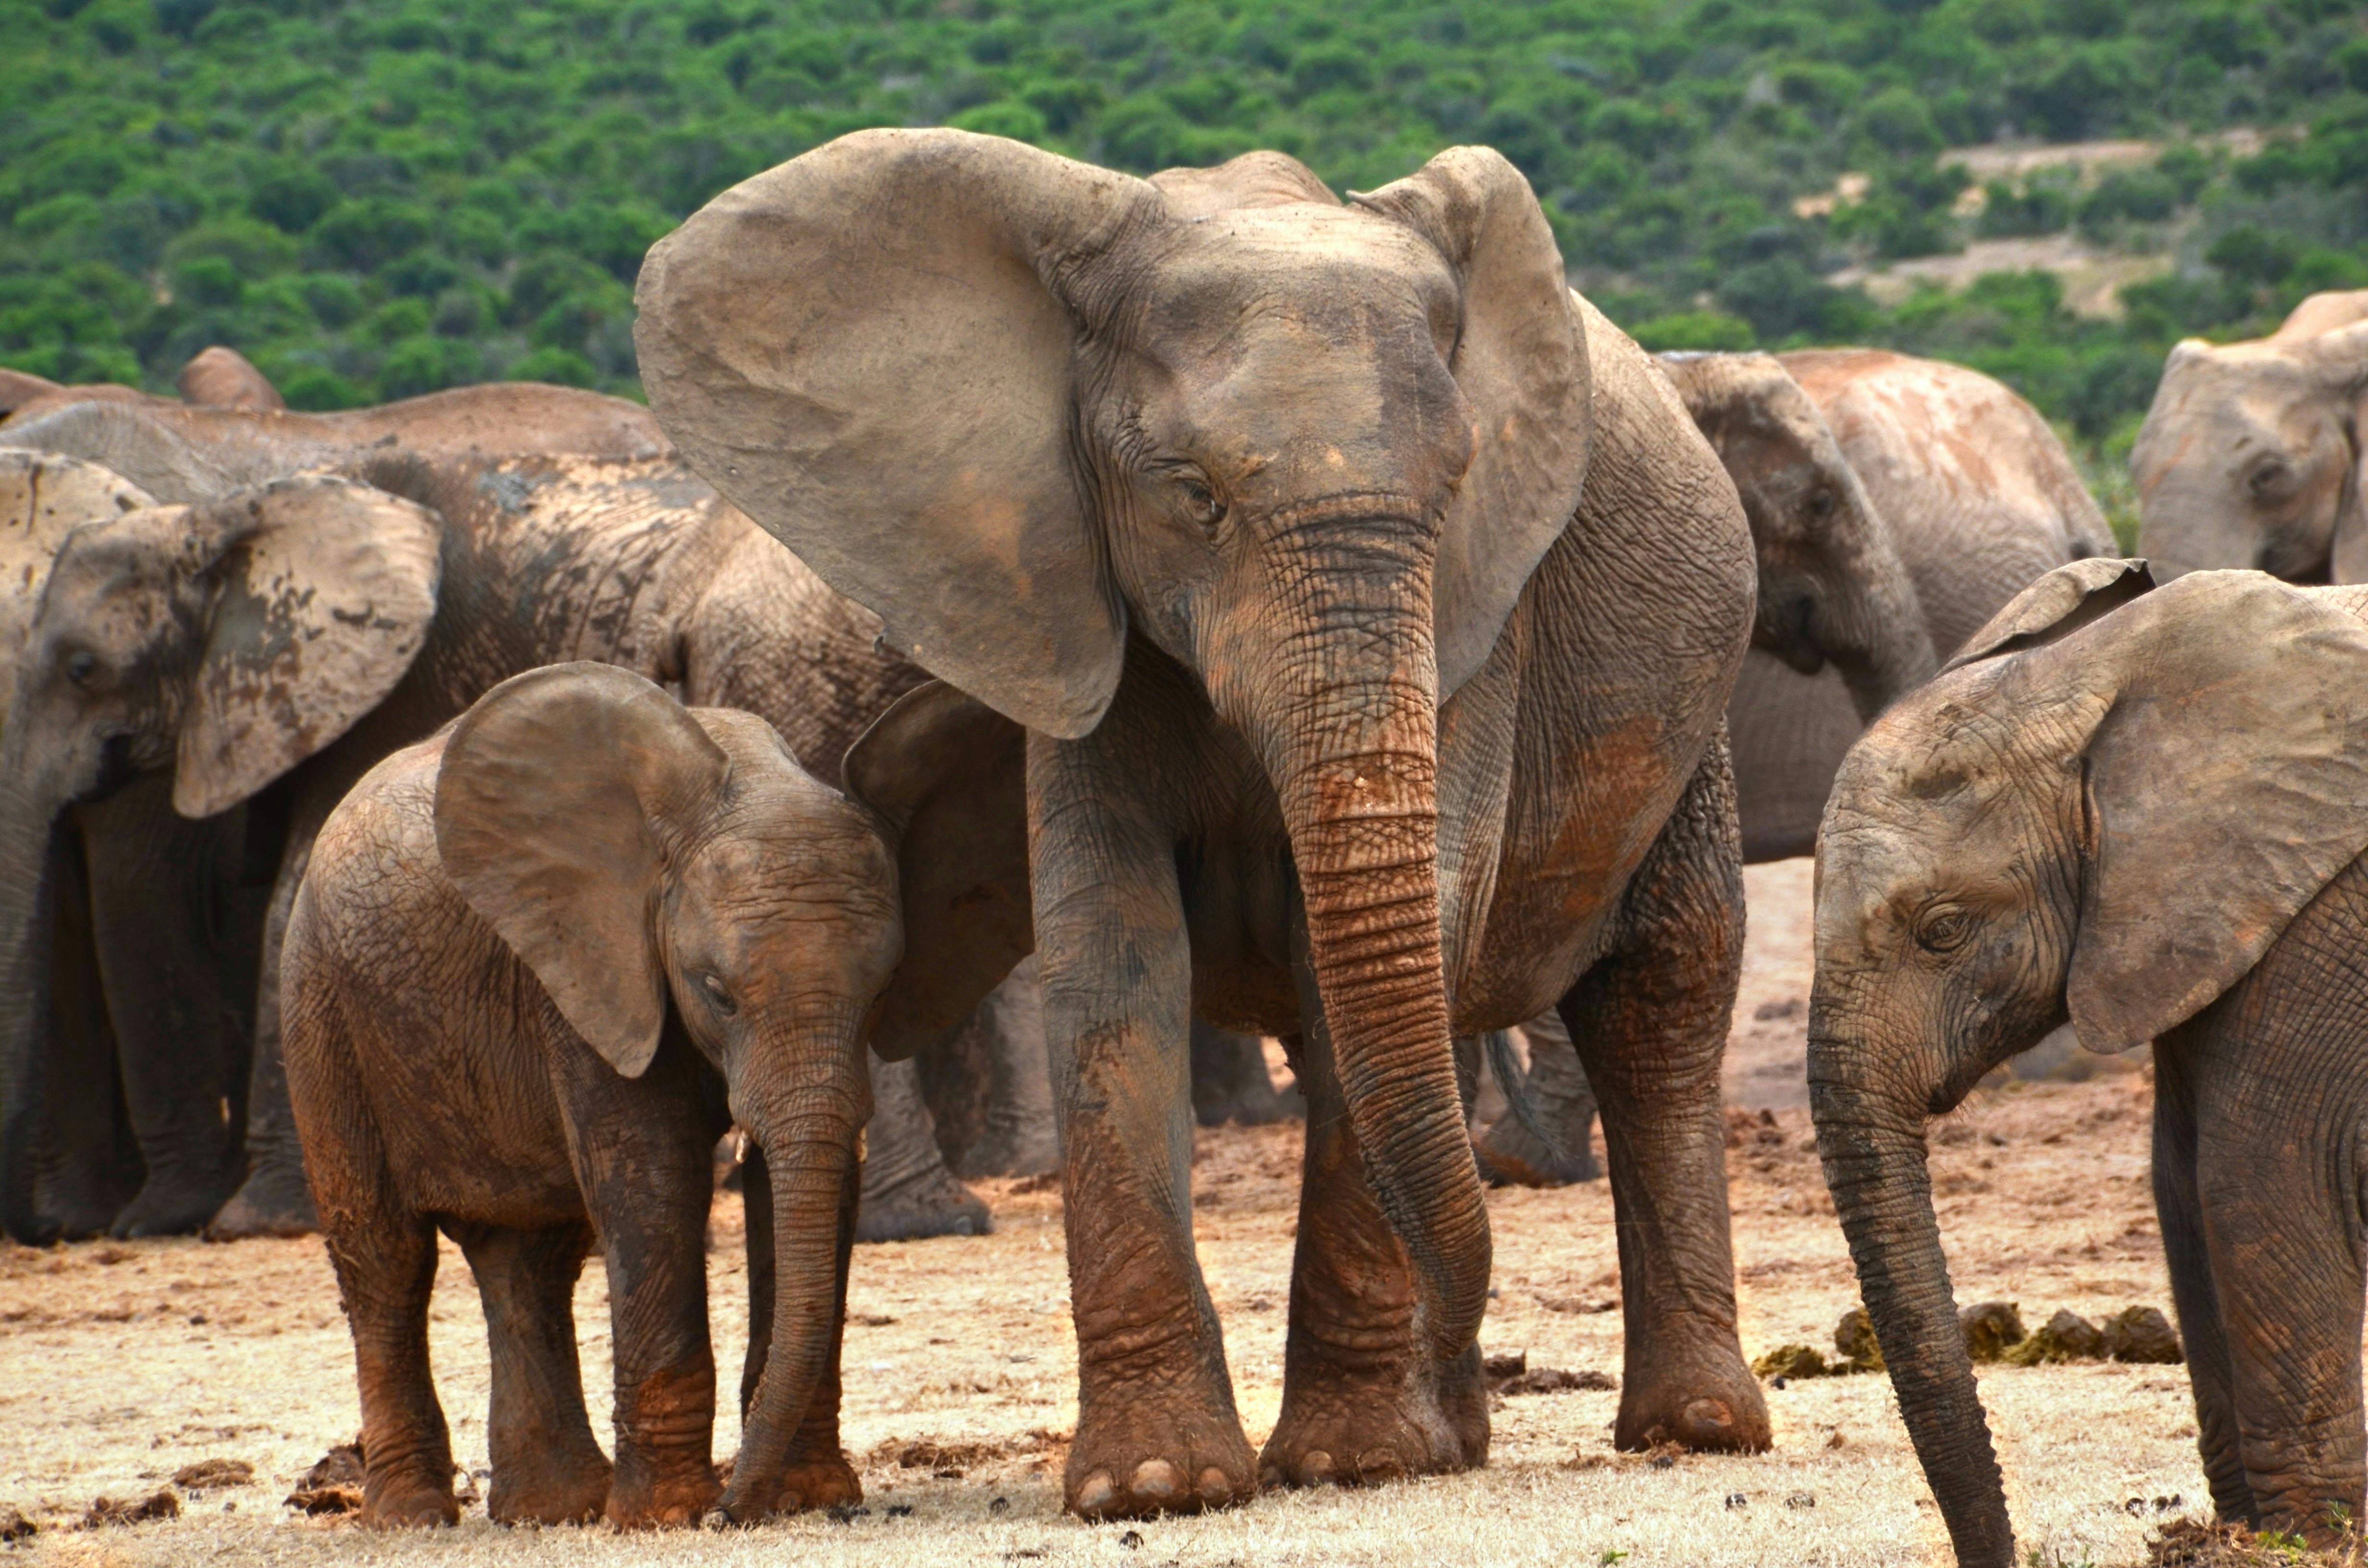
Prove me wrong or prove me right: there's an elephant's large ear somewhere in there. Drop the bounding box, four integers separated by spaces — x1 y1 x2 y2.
177 346 284 411
1940 556 2154 674
0 452 153 721
635 129 1158 738
2054 571 2368 1052
2309 321 2368 584
843 680 1031 1061
173 475 442 818
436 663 732 1077
1351 147 1592 695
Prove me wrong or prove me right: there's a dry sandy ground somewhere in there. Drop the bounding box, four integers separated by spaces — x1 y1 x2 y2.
0 861 2236 1565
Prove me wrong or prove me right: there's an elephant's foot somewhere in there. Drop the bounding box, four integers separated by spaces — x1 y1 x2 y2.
1613 1326 1769 1454
1260 1339 1487 1489
1065 1379 1257 1519
854 1167 990 1243
487 1451 610 1527
206 1157 319 1240
111 1169 242 1239
1474 1117 1598 1188
958 1119 1061 1181
363 1470 460 1529
731 1454 862 1519
604 1456 719 1529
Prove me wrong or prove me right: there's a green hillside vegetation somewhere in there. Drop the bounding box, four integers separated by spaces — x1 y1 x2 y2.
5 0 2367 519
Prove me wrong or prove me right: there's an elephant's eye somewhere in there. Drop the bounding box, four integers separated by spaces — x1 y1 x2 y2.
1180 478 1226 531
64 650 98 687
699 973 737 1015
2247 459 2291 499
1806 489 1838 521
1914 904 1975 955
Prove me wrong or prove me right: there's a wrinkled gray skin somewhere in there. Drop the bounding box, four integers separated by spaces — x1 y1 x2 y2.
287 664 1016 1527
640 130 1767 1519
1717 349 2114 862
0 412 936 1244
2131 290 2368 584
1811 558 2368 1563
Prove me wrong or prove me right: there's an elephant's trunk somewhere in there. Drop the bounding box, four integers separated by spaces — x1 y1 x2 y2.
1810 1026 2013 1568
719 1069 863 1521
1246 516 1489 1364
1822 499 1937 725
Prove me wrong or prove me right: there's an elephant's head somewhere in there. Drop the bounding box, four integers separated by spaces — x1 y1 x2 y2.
176 347 285 412
2132 299 2368 583
434 665 1027 1520
1660 351 1936 719
636 130 1592 1360
0 469 440 1238
1808 557 2368 1566
0 451 155 735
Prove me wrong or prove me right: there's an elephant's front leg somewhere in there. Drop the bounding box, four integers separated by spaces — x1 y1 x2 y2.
552 1036 722 1527
1034 748 1254 1519
1259 945 1488 1490
1562 747 1768 1453
2151 1033 2254 1523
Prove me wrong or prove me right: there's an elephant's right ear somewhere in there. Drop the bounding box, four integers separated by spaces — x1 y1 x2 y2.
0 452 152 724
174 475 443 818
1939 556 2153 674
436 663 733 1078
2054 571 2368 1052
636 129 1159 739
844 681 1031 1062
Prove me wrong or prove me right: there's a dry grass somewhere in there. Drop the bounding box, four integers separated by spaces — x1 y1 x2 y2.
0 862 2329 1566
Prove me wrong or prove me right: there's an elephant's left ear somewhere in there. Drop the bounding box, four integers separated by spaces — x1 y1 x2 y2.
2312 321 2368 585
1940 556 2153 674
1352 147 1592 697
844 681 1032 1062
173 475 442 818
2056 570 2368 1052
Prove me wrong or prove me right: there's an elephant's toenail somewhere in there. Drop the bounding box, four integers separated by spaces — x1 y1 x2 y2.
1074 1472 1116 1515
1296 1450 1335 1486
1129 1459 1180 1502
1357 1451 1406 1484
1683 1398 1736 1438
1196 1467 1231 1503
1258 1463 1286 1492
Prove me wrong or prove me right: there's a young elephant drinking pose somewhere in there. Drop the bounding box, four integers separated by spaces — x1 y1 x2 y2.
283 664 1024 1527
1810 558 2368 1563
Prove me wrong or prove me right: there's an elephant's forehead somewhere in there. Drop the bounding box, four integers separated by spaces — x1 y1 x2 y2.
1149 207 1455 322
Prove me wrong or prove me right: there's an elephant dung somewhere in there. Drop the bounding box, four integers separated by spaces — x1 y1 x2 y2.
2104 1305 2184 1365
2002 1308 2106 1366
1959 1300 2028 1362
171 1458 253 1492
81 1491 178 1528
1833 1307 1885 1372
284 1440 365 1516
0 1508 35 1542
1751 1342 1832 1380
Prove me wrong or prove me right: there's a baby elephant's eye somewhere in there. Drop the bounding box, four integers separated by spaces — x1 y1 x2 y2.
699 973 737 1015
1914 904 1975 955
65 650 98 687
1806 489 1838 521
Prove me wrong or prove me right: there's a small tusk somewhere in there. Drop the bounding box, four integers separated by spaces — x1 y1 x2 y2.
730 1127 749 1165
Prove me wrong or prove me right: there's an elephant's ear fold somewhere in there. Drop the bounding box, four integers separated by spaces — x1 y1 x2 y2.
1940 557 2154 674
1352 147 1592 697
436 663 732 1078
173 475 442 818
636 129 1157 739
844 681 1031 1062
2063 571 2368 1052
177 346 284 411
0 452 152 710
2311 320 2368 584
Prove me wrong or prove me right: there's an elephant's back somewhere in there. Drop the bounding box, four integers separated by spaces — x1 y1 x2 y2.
325 383 673 463
293 735 583 1221
1781 348 2113 656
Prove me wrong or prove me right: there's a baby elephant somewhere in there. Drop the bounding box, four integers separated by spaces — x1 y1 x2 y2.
1810 558 2368 1564
284 663 1025 1528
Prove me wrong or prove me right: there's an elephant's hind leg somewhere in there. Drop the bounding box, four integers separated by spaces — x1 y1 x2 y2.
452 1220 610 1524
2151 1032 2255 1523
1561 743 1768 1454
1258 981 1488 1492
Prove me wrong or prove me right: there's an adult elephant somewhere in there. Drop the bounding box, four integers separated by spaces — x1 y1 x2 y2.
1701 349 2113 862
0 452 268 1239
639 130 1767 1518
0 420 936 1243
2131 289 2368 583
1810 558 2368 1561
0 345 284 422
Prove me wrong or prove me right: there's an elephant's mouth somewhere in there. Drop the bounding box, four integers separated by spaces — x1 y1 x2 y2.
80 735 141 805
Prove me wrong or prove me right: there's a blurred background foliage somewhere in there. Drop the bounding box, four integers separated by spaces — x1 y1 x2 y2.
3 0 2366 529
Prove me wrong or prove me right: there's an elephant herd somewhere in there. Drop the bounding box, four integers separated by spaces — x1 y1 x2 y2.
2 130 2366 1564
